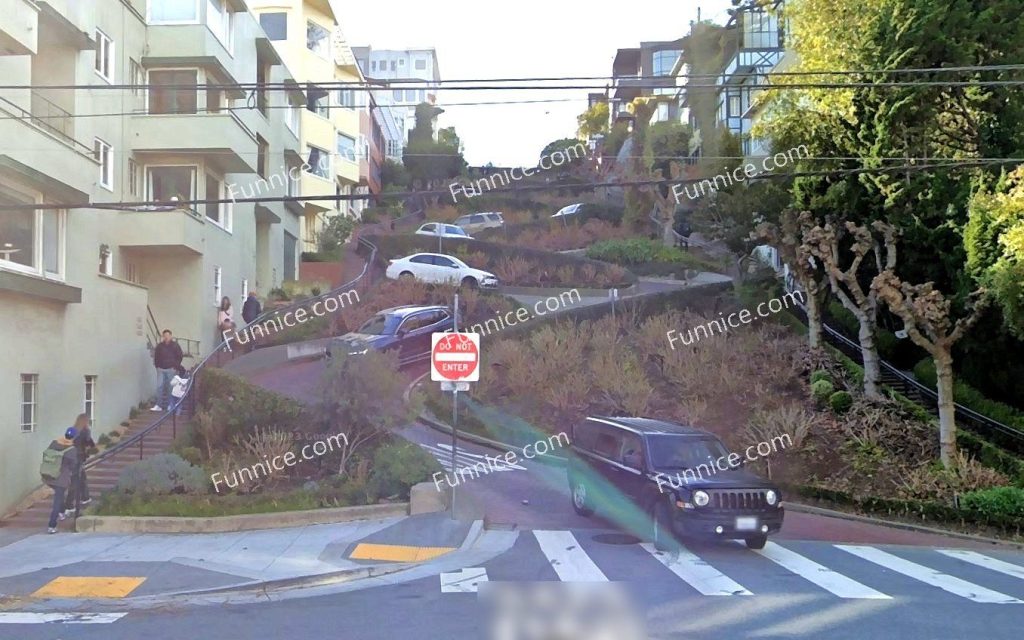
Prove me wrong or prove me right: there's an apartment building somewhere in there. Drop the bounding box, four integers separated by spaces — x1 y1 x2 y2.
250 0 365 252
610 40 683 125
0 0 304 516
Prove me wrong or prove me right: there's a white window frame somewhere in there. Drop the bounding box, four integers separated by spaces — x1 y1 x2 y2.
145 164 198 207
213 265 222 307
241 278 248 300
147 0 201 25
304 144 330 180
285 102 299 134
99 244 113 276
94 29 115 83
206 0 234 54
306 20 331 59
145 67 200 115
83 375 97 424
20 374 37 433
336 132 356 163
204 171 233 232
95 138 114 191
0 184 66 281
130 59 144 96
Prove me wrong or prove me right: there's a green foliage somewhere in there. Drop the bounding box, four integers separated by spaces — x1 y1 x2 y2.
94 483 375 517
811 379 835 404
403 104 466 183
577 102 609 139
914 358 1024 434
114 453 207 495
178 446 203 467
317 215 355 253
381 158 411 189
268 287 289 301
829 390 854 414
196 368 305 454
540 138 585 164
584 238 719 274
367 440 441 500
810 370 833 385
692 180 791 255
602 122 629 159
959 486 1024 521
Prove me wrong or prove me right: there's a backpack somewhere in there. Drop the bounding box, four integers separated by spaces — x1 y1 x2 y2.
40 446 68 481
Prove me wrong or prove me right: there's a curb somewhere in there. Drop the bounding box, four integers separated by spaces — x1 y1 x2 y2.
497 283 637 298
786 501 1024 549
75 502 409 534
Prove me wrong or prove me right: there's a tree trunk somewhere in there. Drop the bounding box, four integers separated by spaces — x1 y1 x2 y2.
934 350 957 468
857 315 883 400
806 291 822 349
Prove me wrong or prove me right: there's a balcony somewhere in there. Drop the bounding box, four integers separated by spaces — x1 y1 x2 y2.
130 112 257 174
0 0 38 55
116 208 206 256
143 24 241 86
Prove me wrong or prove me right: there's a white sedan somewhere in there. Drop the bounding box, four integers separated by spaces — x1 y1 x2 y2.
414 222 473 239
385 253 499 289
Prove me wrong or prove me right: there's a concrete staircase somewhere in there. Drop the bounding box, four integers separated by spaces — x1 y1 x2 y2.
0 408 189 532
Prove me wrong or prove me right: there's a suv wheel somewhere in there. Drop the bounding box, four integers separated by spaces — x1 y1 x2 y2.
745 534 768 550
652 501 680 552
570 480 594 517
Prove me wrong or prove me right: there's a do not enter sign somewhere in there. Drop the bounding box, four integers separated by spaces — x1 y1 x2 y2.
431 332 480 382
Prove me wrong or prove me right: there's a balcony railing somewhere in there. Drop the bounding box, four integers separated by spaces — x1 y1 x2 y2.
0 93 92 155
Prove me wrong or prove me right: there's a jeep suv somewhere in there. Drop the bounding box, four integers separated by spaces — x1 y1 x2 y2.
567 417 784 549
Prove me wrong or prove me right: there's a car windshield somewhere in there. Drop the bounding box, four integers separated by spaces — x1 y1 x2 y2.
447 225 465 235
646 435 731 469
356 313 401 336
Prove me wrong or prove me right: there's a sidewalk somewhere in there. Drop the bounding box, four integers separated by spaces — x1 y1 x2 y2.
0 513 477 608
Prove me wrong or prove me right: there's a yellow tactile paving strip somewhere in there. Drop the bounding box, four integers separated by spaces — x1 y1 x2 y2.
349 543 456 563
32 576 147 599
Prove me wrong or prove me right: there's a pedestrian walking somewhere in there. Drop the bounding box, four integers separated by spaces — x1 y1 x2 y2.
242 290 262 325
170 369 190 416
218 296 235 352
40 427 80 534
152 329 184 412
63 413 94 515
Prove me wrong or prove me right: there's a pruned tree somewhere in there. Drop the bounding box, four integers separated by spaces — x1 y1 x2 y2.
802 220 896 400
872 271 989 467
752 210 829 349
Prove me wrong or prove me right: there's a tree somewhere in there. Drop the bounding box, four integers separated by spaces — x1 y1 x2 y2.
381 158 410 190
540 137 585 165
316 350 419 475
872 270 989 467
803 220 896 400
753 210 829 348
577 102 610 139
403 104 466 198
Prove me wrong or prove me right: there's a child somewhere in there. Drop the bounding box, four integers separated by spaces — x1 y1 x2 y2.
170 369 190 416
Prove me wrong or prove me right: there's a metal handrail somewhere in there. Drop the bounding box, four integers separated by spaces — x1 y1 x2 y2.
0 94 94 156
84 225 391 471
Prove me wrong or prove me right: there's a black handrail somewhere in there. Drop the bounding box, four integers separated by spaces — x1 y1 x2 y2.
84 225 392 471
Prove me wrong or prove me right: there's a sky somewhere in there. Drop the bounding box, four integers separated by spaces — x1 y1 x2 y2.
332 0 735 167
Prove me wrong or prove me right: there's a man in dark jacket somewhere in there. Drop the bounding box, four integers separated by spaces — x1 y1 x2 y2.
152 329 184 412
64 413 94 513
42 428 79 534
242 290 262 325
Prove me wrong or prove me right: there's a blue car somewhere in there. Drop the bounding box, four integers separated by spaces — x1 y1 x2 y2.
325 305 454 367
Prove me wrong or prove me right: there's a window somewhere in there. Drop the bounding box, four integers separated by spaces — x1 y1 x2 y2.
398 58 405 67
415 58 426 70
0 187 65 279
148 0 200 24
286 162 299 197
410 254 432 264
207 0 233 51
285 102 299 134
336 133 356 162
283 232 297 280
743 10 780 48
337 89 355 108
130 59 144 96
20 374 37 433
205 173 229 226
306 20 330 58
259 12 287 40
213 266 222 305
728 93 742 116
148 70 198 114
390 61 396 71
147 166 196 205
432 256 457 268
94 29 114 82
255 61 269 116
83 376 97 424
42 211 59 275
306 145 329 179
306 84 329 117
418 90 425 102
256 135 269 178
392 89 403 102
652 49 680 76
207 84 223 113
99 244 112 276
371 60 377 71
128 159 139 195
94 139 113 191
405 89 416 102
241 279 248 300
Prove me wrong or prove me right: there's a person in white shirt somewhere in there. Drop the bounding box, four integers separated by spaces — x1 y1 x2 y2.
170 371 189 416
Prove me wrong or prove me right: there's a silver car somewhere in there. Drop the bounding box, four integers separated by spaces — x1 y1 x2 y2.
454 212 504 233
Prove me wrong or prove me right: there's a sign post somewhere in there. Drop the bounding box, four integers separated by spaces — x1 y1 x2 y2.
431 295 480 519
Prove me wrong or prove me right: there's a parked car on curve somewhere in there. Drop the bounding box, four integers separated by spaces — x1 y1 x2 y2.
567 416 784 550
415 222 473 240
325 305 453 367
385 253 499 289
454 212 504 233
552 203 584 218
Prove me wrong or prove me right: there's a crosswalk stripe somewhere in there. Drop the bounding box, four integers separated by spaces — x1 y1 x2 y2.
937 550 1024 581
640 543 752 596
838 545 1022 604
532 530 608 582
0 612 128 624
440 567 489 593
758 542 891 599
419 444 522 472
435 443 527 470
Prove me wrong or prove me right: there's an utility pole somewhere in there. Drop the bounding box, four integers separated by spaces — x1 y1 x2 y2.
450 292 459 519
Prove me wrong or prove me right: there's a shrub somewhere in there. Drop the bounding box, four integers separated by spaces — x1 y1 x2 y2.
196 368 304 455
129 407 139 419
959 486 1024 520
829 391 854 414
810 379 834 405
178 446 203 467
97 433 111 447
114 453 207 495
367 440 440 500
810 370 833 385
268 287 289 302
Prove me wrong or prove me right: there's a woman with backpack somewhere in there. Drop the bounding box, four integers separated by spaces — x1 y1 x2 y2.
40 428 79 534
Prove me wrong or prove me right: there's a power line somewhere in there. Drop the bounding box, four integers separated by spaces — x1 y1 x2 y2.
0 158 1015 212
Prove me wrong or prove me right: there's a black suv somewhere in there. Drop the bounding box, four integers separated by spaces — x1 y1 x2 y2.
326 305 453 367
567 417 784 549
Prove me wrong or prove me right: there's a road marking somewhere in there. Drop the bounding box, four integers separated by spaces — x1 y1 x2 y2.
0 612 128 624
838 545 1022 603
435 443 528 470
532 530 608 582
757 543 891 599
641 543 752 596
419 443 526 473
350 543 455 563
32 576 146 599
937 550 1024 581
440 567 489 593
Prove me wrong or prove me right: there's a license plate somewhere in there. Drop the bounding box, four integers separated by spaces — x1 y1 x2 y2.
735 517 758 531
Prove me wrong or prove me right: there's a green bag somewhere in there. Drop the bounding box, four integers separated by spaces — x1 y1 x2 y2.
40 447 68 481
